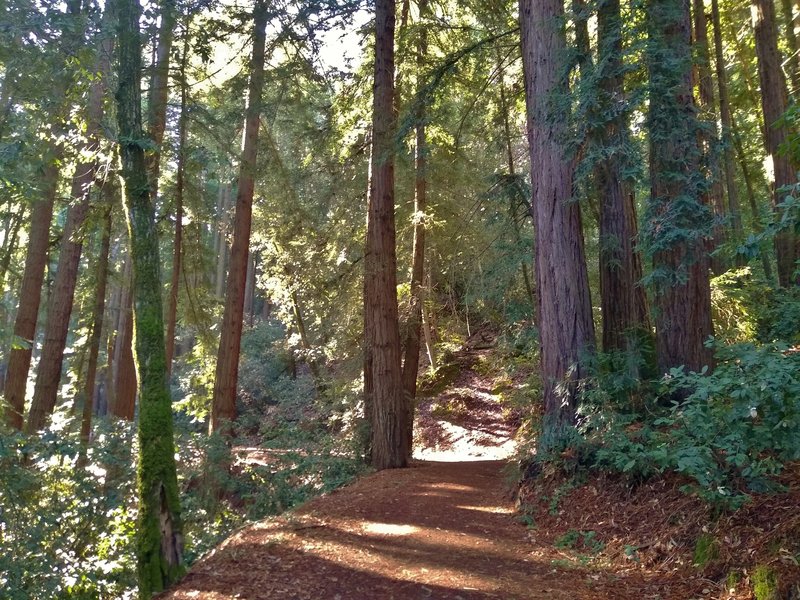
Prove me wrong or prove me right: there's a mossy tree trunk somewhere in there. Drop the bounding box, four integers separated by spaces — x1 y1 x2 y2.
113 0 184 593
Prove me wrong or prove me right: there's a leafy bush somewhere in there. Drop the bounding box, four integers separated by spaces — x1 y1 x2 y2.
578 342 800 508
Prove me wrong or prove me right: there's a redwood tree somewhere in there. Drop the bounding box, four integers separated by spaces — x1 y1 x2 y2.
519 0 595 436
365 0 407 469
752 0 798 286
400 0 429 454
210 0 268 435
645 0 714 374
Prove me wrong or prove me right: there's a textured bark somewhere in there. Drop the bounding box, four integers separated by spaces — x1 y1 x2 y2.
400 0 428 456
694 0 727 274
113 0 183 590
25 164 95 432
365 0 407 469
646 0 715 374
110 259 137 420
594 0 650 352
3 157 59 430
210 1 268 435
711 0 744 239
519 0 595 431
79 200 113 457
752 0 798 286
165 33 189 379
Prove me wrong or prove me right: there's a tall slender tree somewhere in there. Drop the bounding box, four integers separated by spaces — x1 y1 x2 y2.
113 0 183 591
365 0 407 469
752 0 798 286
400 0 429 455
210 0 268 435
519 0 595 436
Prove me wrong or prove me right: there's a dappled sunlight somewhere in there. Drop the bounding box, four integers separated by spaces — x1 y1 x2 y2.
360 522 419 536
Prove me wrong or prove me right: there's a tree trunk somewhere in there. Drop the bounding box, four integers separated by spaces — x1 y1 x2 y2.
146 0 176 199
215 184 230 301
113 0 184 590
594 0 650 352
400 0 428 457
646 0 715 375
210 0 268 436
752 0 798 286
79 199 113 459
2 157 59 430
26 10 113 431
519 0 595 434
694 0 727 274
711 0 744 240
365 0 407 469
165 31 189 379
110 258 137 420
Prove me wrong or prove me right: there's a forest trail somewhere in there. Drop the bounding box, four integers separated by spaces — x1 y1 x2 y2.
157 343 674 600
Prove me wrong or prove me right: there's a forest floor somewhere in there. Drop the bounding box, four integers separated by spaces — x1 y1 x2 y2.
157 338 798 599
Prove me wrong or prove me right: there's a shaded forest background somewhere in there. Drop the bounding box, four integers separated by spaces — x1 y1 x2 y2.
1 0 800 597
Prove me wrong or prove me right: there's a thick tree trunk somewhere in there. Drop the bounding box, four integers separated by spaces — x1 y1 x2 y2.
400 0 428 456
210 0 268 435
165 32 189 379
519 0 595 433
113 0 183 591
594 0 650 352
365 0 407 469
752 0 798 286
26 163 95 432
3 157 59 430
646 0 715 374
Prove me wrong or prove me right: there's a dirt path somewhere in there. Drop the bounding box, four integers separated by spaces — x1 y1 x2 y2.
158 345 677 599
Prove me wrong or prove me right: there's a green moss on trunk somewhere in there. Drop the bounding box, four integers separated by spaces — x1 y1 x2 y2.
113 0 184 595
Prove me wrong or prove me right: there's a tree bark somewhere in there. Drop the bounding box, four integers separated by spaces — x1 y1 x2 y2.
165 30 189 379
210 0 268 436
365 0 407 469
752 0 798 286
400 0 428 457
594 0 650 352
113 0 184 590
646 0 715 374
79 199 113 458
519 0 595 433
711 0 744 240
2 157 59 430
26 7 114 432
694 0 727 274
